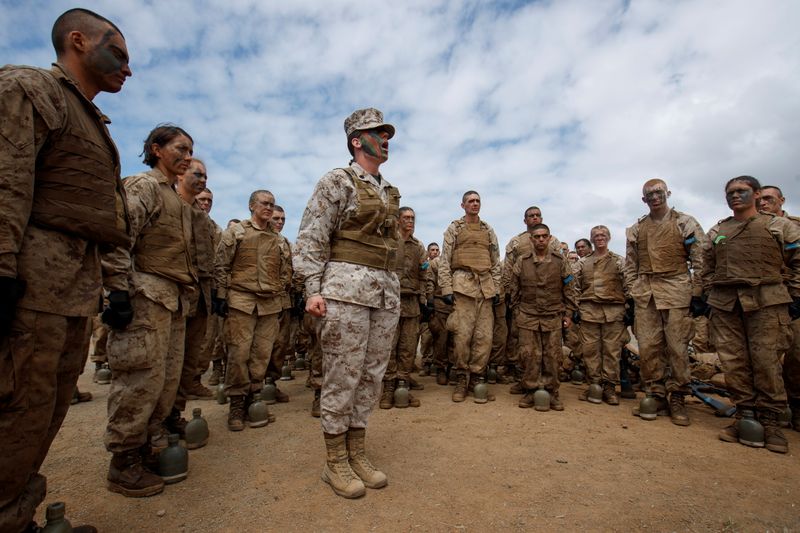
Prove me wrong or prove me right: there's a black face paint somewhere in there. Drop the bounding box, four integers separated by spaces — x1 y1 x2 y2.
89 30 126 74
725 187 753 208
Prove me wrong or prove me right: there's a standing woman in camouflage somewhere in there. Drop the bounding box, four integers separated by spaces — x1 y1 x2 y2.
294 108 400 499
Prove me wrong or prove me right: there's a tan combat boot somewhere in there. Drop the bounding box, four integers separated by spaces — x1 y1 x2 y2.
107 449 165 497
452 374 468 402
322 432 366 498
550 391 564 411
347 427 388 489
669 392 690 426
760 411 789 454
602 383 619 406
379 380 395 409
208 359 223 386
227 395 246 431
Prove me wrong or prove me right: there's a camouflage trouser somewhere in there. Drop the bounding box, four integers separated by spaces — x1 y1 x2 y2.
303 313 323 390
490 301 508 366
175 295 210 411
635 299 693 396
224 308 279 396
429 310 453 369
89 314 109 364
506 313 519 365
563 323 583 362
320 299 399 434
419 322 434 365
267 310 292 381
518 325 560 392
691 316 713 353
384 315 419 382
711 303 789 414
580 320 628 385
105 294 185 452
447 294 493 376
0 310 90 533
783 319 800 402
197 313 222 378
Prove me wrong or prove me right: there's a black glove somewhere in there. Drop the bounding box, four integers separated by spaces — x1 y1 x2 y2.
0 277 26 339
101 290 134 330
291 293 305 318
420 301 432 323
571 310 582 325
505 303 513 322
790 297 800 321
689 295 710 318
211 293 229 317
492 294 501 306
442 294 454 306
623 298 635 327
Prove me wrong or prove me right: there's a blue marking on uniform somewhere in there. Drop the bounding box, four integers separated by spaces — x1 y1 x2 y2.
563 274 574 285
684 236 696 246
786 242 800 250
420 261 430 270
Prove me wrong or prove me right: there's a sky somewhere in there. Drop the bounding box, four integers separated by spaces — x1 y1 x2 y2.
2 0 798 255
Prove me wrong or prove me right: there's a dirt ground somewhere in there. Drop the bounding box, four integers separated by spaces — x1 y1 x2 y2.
37 361 800 533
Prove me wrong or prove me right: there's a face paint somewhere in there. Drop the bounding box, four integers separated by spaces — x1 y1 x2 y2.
725 186 753 208
644 189 667 204
358 131 387 160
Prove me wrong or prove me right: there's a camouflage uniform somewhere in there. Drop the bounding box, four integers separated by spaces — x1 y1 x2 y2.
574 251 629 385
385 234 428 384
624 208 705 397
103 168 196 452
201 219 224 380
510 249 578 393
268 235 295 381
702 214 800 414
426 256 454 371
294 162 400 435
439 217 502 377
90 314 110 365
215 220 289 396
0 64 129 531
779 213 800 410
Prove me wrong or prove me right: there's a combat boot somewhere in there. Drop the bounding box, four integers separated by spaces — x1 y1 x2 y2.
208 359 223 386
227 395 246 431
760 411 789 454
165 407 187 439
346 427 388 489
509 381 525 395
407 392 421 408
408 376 425 390
718 419 740 443
550 391 564 411
602 383 619 406
379 380 395 409
185 376 213 400
668 392 690 426
436 368 448 386
322 432 366 498
274 386 290 403
311 389 321 418
107 449 165 497
518 391 535 408
452 374 468 402
71 387 92 404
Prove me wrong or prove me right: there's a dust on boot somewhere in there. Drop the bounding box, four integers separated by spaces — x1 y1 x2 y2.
322 432 366 499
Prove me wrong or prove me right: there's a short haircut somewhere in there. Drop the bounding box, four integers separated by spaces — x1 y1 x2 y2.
51 8 123 56
590 225 611 238
399 206 415 216
574 238 592 249
725 175 761 192
273 205 285 213
427 242 439 249
642 178 668 195
461 190 480 203
191 157 206 168
524 206 542 217
761 185 784 197
141 124 193 168
248 190 274 212
201 187 213 195
530 223 550 234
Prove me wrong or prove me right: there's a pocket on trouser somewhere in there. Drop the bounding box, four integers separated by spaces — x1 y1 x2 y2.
107 327 155 372
0 326 34 411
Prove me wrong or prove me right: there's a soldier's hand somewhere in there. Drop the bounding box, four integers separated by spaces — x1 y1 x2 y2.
789 297 800 321
0 277 26 339
101 290 134 330
689 295 710 318
571 310 582 325
211 296 229 317
291 293 305 318
306 294 327 318
562 315 573 329
442 294 454 306
492 294 501 306
623 298 635 326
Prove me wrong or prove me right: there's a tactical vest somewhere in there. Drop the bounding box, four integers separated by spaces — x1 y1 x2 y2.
398 237 423 294
712 215 784 286
580 253 625 303
636 212 688 275
517 253 565 315
23 67 130 248
191 204 215 279
451 221 492 273
133 177 195 284
229 223 283 295
329 169 400 270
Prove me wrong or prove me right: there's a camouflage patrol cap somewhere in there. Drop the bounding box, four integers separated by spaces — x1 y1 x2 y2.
344 108 395 139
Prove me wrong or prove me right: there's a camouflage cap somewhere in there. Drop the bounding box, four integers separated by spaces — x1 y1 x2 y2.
344 108 395 139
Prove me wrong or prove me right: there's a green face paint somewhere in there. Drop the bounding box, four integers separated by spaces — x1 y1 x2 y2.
358 131 388 161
